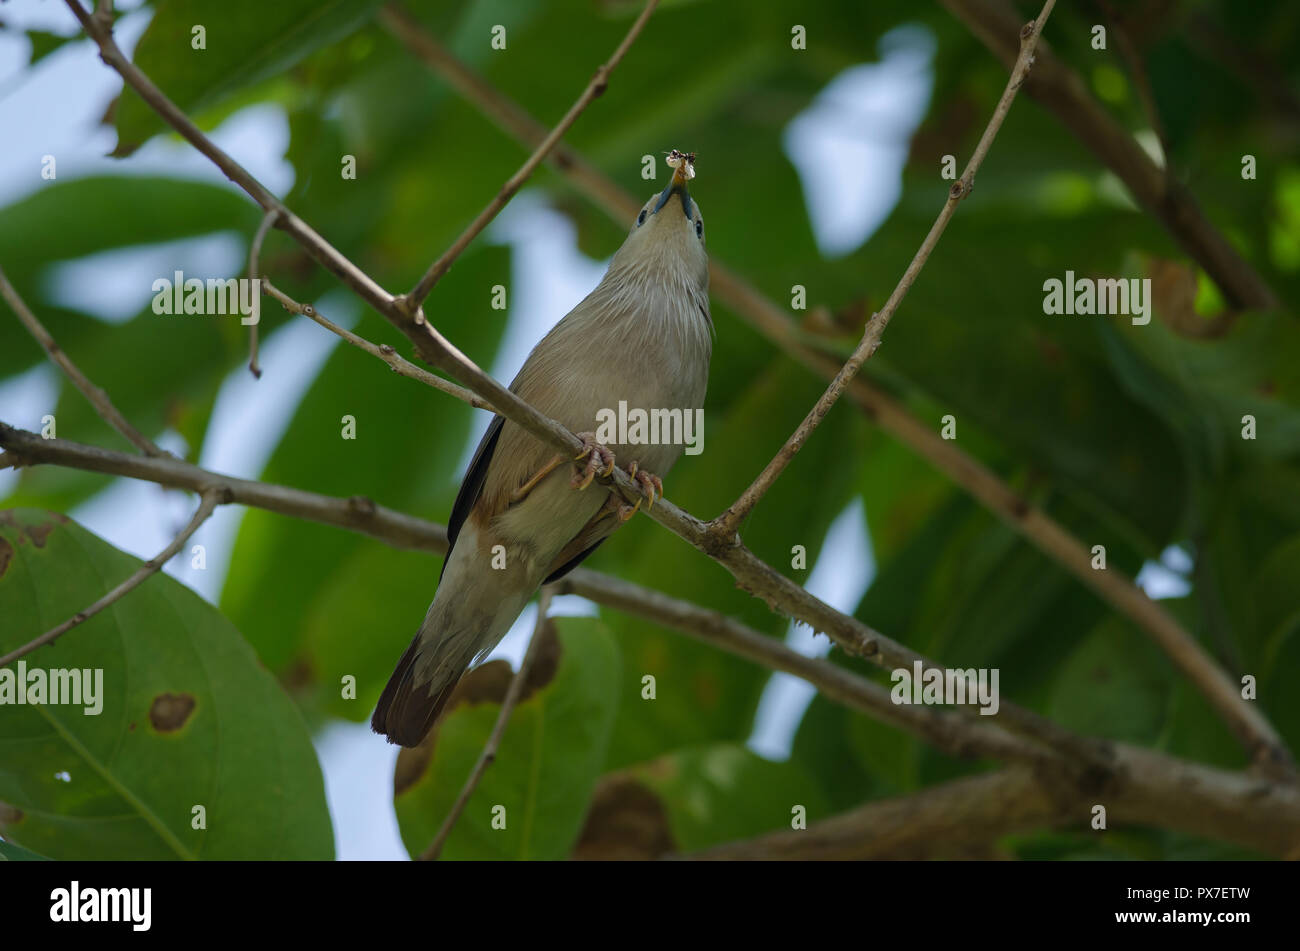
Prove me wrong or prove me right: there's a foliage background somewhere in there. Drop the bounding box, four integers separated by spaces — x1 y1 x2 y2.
1 0 1298 859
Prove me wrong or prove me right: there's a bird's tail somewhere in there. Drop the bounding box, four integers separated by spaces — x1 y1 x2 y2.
371 629 473 748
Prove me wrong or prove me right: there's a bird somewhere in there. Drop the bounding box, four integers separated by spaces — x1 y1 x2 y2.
372 152 712 747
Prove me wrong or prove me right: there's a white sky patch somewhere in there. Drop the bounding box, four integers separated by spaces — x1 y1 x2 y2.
315 719 405 860
783 24 935 257
1135 544 1193 600
747 498 876 761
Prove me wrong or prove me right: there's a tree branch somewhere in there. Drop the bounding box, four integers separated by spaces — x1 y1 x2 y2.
688 745 1300 860
401 0 660 310
377 3 1294 779
0 489 220 667
0 265 162 457
940 0 1279 311
711 0 1056 538
419 586 554 861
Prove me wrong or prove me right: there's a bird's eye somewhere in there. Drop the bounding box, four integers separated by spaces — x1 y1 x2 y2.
695 219 703 238
637 209 648 226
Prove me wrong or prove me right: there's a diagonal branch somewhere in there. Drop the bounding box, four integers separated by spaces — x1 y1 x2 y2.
419 586 555 861
400 0 660 310
711 0 1056 537
378 1 1294 781
0 488 221 667
0 265 162 457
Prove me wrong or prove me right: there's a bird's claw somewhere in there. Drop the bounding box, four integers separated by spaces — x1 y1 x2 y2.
625 461 664 511
571 432 615 490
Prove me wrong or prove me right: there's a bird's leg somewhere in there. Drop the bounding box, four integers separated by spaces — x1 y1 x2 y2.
612 460 664 521
570 432 616 490
509 453 567 504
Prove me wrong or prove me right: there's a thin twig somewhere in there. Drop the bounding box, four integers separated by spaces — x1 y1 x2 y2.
0 489 221 667
245 209 281 379
711 0 1057 538
0 265 163 457
399 0 660 311
260 278 496 411
420 586 555 861
91 0 112 31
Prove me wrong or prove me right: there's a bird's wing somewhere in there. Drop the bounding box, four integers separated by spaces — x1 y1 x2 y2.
440 414 504 581
542 537 607 585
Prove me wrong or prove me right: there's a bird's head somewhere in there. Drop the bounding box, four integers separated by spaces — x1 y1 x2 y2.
612 150 708 290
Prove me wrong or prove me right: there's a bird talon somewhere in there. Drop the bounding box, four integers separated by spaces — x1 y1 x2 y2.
570 432 615 491
625 462 663 510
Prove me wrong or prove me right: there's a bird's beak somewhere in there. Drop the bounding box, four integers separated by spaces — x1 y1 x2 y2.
652 164 692 218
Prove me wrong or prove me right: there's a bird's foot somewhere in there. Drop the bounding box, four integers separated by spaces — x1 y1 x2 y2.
615 461 664 521
570 432 616 490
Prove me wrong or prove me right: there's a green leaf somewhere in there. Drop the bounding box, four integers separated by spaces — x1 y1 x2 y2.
392 616 620 860
0 509 333 860
114 0 388 155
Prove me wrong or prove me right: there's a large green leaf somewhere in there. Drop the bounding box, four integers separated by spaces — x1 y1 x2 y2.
0 509 333 860
392 615 620 860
